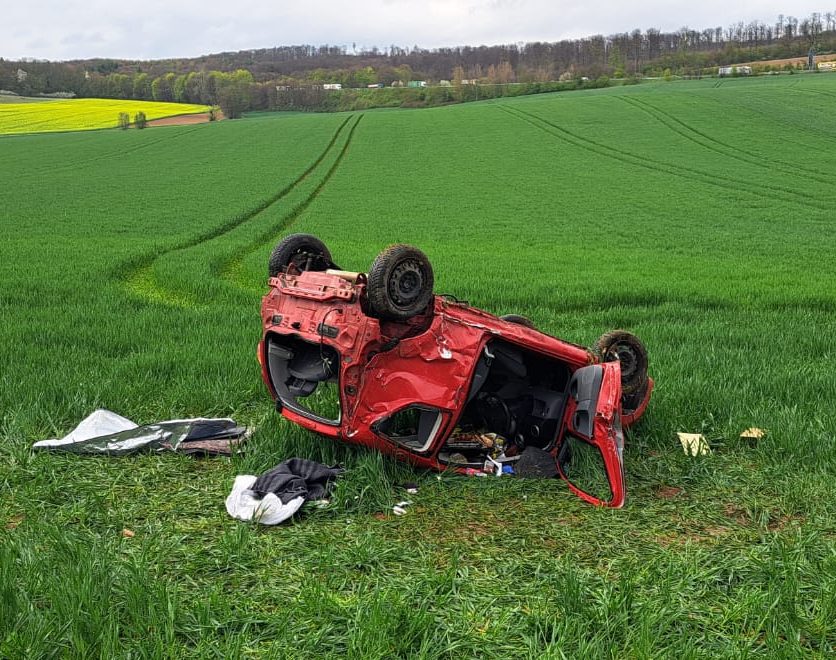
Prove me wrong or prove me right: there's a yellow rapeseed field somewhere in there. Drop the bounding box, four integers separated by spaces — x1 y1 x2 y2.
0 98 210 135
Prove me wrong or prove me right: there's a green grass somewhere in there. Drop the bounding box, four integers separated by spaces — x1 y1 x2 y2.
1 75 835 657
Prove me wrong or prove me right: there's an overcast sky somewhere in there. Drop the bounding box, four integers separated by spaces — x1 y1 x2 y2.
3 1 829 61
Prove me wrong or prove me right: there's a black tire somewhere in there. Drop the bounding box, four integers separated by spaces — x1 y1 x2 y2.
268 234 333 278
500 314 536 329
595 330 648 395
367 244 434 321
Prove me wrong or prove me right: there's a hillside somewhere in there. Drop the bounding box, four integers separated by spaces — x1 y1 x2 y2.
1 75 835 656
2 11 835 108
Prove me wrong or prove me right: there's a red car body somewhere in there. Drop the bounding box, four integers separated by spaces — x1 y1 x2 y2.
258 264 652 507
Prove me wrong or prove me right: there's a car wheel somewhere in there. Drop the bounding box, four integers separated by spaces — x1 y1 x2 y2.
367 244 434 321
268 234 334 277
595 330 648 395
500 314 536 329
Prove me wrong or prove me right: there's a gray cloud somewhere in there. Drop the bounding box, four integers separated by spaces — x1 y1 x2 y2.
1 1 828 61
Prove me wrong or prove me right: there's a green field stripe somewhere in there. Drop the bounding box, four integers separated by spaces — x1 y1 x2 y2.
122 114 355 305
16 125 209 180
691 91 836 150
621 96 835 188
498 104 758 199
500 104 829 212
794 85 836 101
219 114 364 292
508 101 829 207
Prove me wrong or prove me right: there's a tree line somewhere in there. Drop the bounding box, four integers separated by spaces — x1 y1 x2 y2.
1 11 834 115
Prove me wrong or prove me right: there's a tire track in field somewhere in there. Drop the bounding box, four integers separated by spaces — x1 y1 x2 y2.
794 85 836 99
498 104 829 212
219 115 364 292
122 114 359 305
692 92 836 150
15 125 207 180
792 85 836 109
620 96 834 187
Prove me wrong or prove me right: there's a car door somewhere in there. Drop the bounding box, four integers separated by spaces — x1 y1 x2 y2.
558 362 626 507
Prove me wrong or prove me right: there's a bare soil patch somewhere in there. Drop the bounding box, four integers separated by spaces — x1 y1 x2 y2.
147 111 224 127
655 485 683 499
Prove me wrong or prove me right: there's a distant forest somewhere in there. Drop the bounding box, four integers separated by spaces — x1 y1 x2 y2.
1 12 834 115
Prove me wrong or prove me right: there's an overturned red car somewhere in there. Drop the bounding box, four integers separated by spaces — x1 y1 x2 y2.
258 234 653 507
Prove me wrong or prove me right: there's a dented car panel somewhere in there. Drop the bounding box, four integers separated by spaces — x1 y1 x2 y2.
259 239 653 508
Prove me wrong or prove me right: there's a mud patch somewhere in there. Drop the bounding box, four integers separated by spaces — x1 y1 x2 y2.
655 486 684 499
723 503 749 525
766 513 805 532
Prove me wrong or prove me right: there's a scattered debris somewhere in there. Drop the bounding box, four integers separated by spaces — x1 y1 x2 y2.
32 409 246 456
402 482 419 495
678 432 710 456
740 427 766 443
392 500 412 516
121 528 135 538
515 446 560 478
226 458 342 525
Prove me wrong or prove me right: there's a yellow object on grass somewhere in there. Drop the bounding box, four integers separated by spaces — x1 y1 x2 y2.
0 98 209 135
678 432 711 456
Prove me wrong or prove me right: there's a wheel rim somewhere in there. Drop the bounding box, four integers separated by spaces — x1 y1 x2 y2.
611 343 638 381
388 260 424 307
289 248 324 272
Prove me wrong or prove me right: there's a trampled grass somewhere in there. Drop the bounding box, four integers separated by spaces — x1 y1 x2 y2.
1 75 835 657
0 98 209 134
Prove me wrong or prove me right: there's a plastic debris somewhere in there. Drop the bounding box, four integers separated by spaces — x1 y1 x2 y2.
33 409 247 457
515 446 559 478
678 432 710 456
392 500 412 516
484 456 504 476
740 427 766 441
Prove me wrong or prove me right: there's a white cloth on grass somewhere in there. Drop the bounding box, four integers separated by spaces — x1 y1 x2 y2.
33 409 137 448
225 475 305 525
31 409 245 456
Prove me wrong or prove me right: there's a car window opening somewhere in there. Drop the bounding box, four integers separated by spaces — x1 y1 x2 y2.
376 406 444 453
266 335 341 424
438 340 572 467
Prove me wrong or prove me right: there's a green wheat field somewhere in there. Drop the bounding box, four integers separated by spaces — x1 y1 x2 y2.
1 75 835 657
